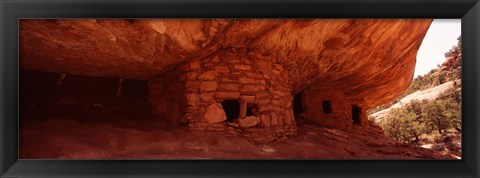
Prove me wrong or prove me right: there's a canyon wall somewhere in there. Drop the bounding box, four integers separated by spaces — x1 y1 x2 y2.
20 19 432 110
19 19 432 142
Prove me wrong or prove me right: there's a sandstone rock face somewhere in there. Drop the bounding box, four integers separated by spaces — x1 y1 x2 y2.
204 103 227 124
20 19 432 109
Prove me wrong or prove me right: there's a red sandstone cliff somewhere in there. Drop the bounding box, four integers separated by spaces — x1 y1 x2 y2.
19 19 447 159
20 19 432 109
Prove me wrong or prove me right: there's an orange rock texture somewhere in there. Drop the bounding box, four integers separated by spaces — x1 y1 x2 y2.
20 19 432 110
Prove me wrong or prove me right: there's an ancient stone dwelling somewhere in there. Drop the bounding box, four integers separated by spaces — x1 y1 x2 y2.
149 50 297 142
148 49 369 143
19 19 432 143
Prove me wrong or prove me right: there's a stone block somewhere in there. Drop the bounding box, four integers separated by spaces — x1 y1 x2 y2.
274 85 289 92
239 77 256 84
277 115 284 126
200 81 217 92
234 64 251 70
255 93 271 99
245 72 263 79
204 103 227 123
240 95 256 103
187 71 198 80
284 110 293 125
273 91 291 96
220 83 238 91
259 114 271 127
240 85 258 92
255 60 272 72
239 97 248 118
200 93 215 102
215 66 230 73
221 78 236 82
271 113 279 126
257 98 270 105
226 122 240 128
185 87 199 93
256 79 267 85
239 116 259 128
215 92 240 99
258 85 266 91
189 61 201 70
263 74 271 79
197 70 216 81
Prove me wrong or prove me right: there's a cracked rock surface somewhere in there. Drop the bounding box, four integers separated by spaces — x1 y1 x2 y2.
20 19 432 108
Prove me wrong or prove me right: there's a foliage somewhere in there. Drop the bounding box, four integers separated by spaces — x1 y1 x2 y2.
371 36 462 156
379 93 461 143
421 99 453 134
379 108 425 143
444 36 462 58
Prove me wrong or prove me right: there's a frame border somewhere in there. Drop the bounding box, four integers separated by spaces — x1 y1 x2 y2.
1 0 479 177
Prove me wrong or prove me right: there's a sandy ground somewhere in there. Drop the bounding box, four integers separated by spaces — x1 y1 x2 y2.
20 104 452 159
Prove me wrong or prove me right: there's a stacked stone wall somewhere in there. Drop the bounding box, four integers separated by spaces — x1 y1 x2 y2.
179 50 297 143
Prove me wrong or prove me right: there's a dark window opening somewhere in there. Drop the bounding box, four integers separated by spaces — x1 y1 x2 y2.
246 104 254 116
322 100 332 114
352 105 361 124
293 93 304 116
221 100 240 122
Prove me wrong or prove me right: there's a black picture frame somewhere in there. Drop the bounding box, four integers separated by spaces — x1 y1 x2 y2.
1 0 479 177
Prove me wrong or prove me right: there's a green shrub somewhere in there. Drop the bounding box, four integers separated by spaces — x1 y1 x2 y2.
381 108 425 143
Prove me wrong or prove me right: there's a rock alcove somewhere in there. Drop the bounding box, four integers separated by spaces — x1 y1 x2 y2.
20 19 452 159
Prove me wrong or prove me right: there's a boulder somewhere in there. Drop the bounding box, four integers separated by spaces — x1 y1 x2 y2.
239 116 259 128
204 103 227 123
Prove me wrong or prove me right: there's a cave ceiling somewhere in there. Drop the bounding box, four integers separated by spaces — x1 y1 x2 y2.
20 19 432 107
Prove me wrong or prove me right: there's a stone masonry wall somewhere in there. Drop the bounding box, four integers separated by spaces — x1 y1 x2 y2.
179 50 297 143
303 89 352 130
303 88 368 130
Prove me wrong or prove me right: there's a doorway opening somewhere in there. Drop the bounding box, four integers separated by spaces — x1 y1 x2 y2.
221 100 240 122
246 104 255 116
322 100 332 114
293 92 304 116
352 105 361 124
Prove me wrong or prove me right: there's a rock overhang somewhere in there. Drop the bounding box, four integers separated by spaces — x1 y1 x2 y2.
20 19 432 109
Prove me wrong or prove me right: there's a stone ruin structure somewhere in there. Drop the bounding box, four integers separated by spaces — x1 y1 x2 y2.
149 50 297 142
19 19 432 143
